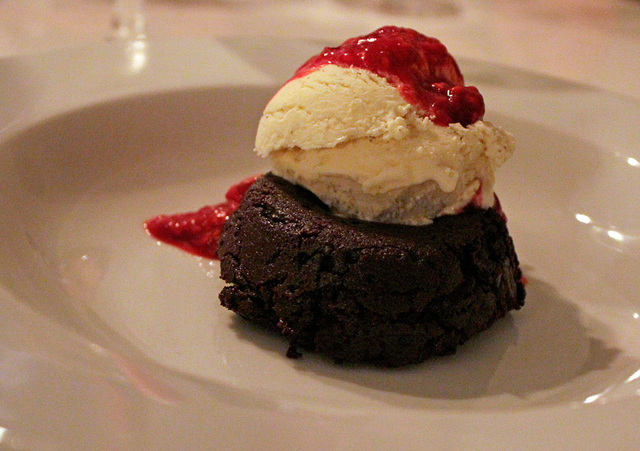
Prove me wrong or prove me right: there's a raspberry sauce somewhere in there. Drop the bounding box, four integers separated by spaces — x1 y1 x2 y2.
292 26 484 126
144 175 260 259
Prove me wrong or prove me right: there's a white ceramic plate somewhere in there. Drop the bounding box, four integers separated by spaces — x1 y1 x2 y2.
0 37 639 450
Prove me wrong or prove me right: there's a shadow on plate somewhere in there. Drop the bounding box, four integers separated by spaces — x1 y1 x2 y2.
3 85 272 199
229 273 631 409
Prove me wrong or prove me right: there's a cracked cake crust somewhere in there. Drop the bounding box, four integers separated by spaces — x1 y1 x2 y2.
218 173 525 367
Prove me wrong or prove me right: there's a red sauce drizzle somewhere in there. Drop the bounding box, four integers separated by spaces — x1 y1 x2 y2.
145 28 487 258
144 175 260 259
291 26 484 126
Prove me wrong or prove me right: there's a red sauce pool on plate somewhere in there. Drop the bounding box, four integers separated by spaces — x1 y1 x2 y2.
292 26 484 126
144 175 260 259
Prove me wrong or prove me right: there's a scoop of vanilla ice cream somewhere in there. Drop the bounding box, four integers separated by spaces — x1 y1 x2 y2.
255 64 514 225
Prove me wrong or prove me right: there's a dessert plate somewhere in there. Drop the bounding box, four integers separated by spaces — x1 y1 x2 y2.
0 37 639 449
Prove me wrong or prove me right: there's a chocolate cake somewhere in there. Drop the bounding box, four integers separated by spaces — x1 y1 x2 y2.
218 173 525 367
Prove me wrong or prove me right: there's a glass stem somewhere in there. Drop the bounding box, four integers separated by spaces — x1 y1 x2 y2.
112 0 145 40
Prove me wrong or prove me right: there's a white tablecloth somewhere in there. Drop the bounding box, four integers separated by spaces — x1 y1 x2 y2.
1 0 639 100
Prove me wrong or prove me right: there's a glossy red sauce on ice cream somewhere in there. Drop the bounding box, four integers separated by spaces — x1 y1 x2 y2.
144 175 260 259
292 26 484 126
145 28 489 258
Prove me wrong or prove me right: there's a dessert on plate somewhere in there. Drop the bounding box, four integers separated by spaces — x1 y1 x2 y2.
217 26 525 366
146 26 526 367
